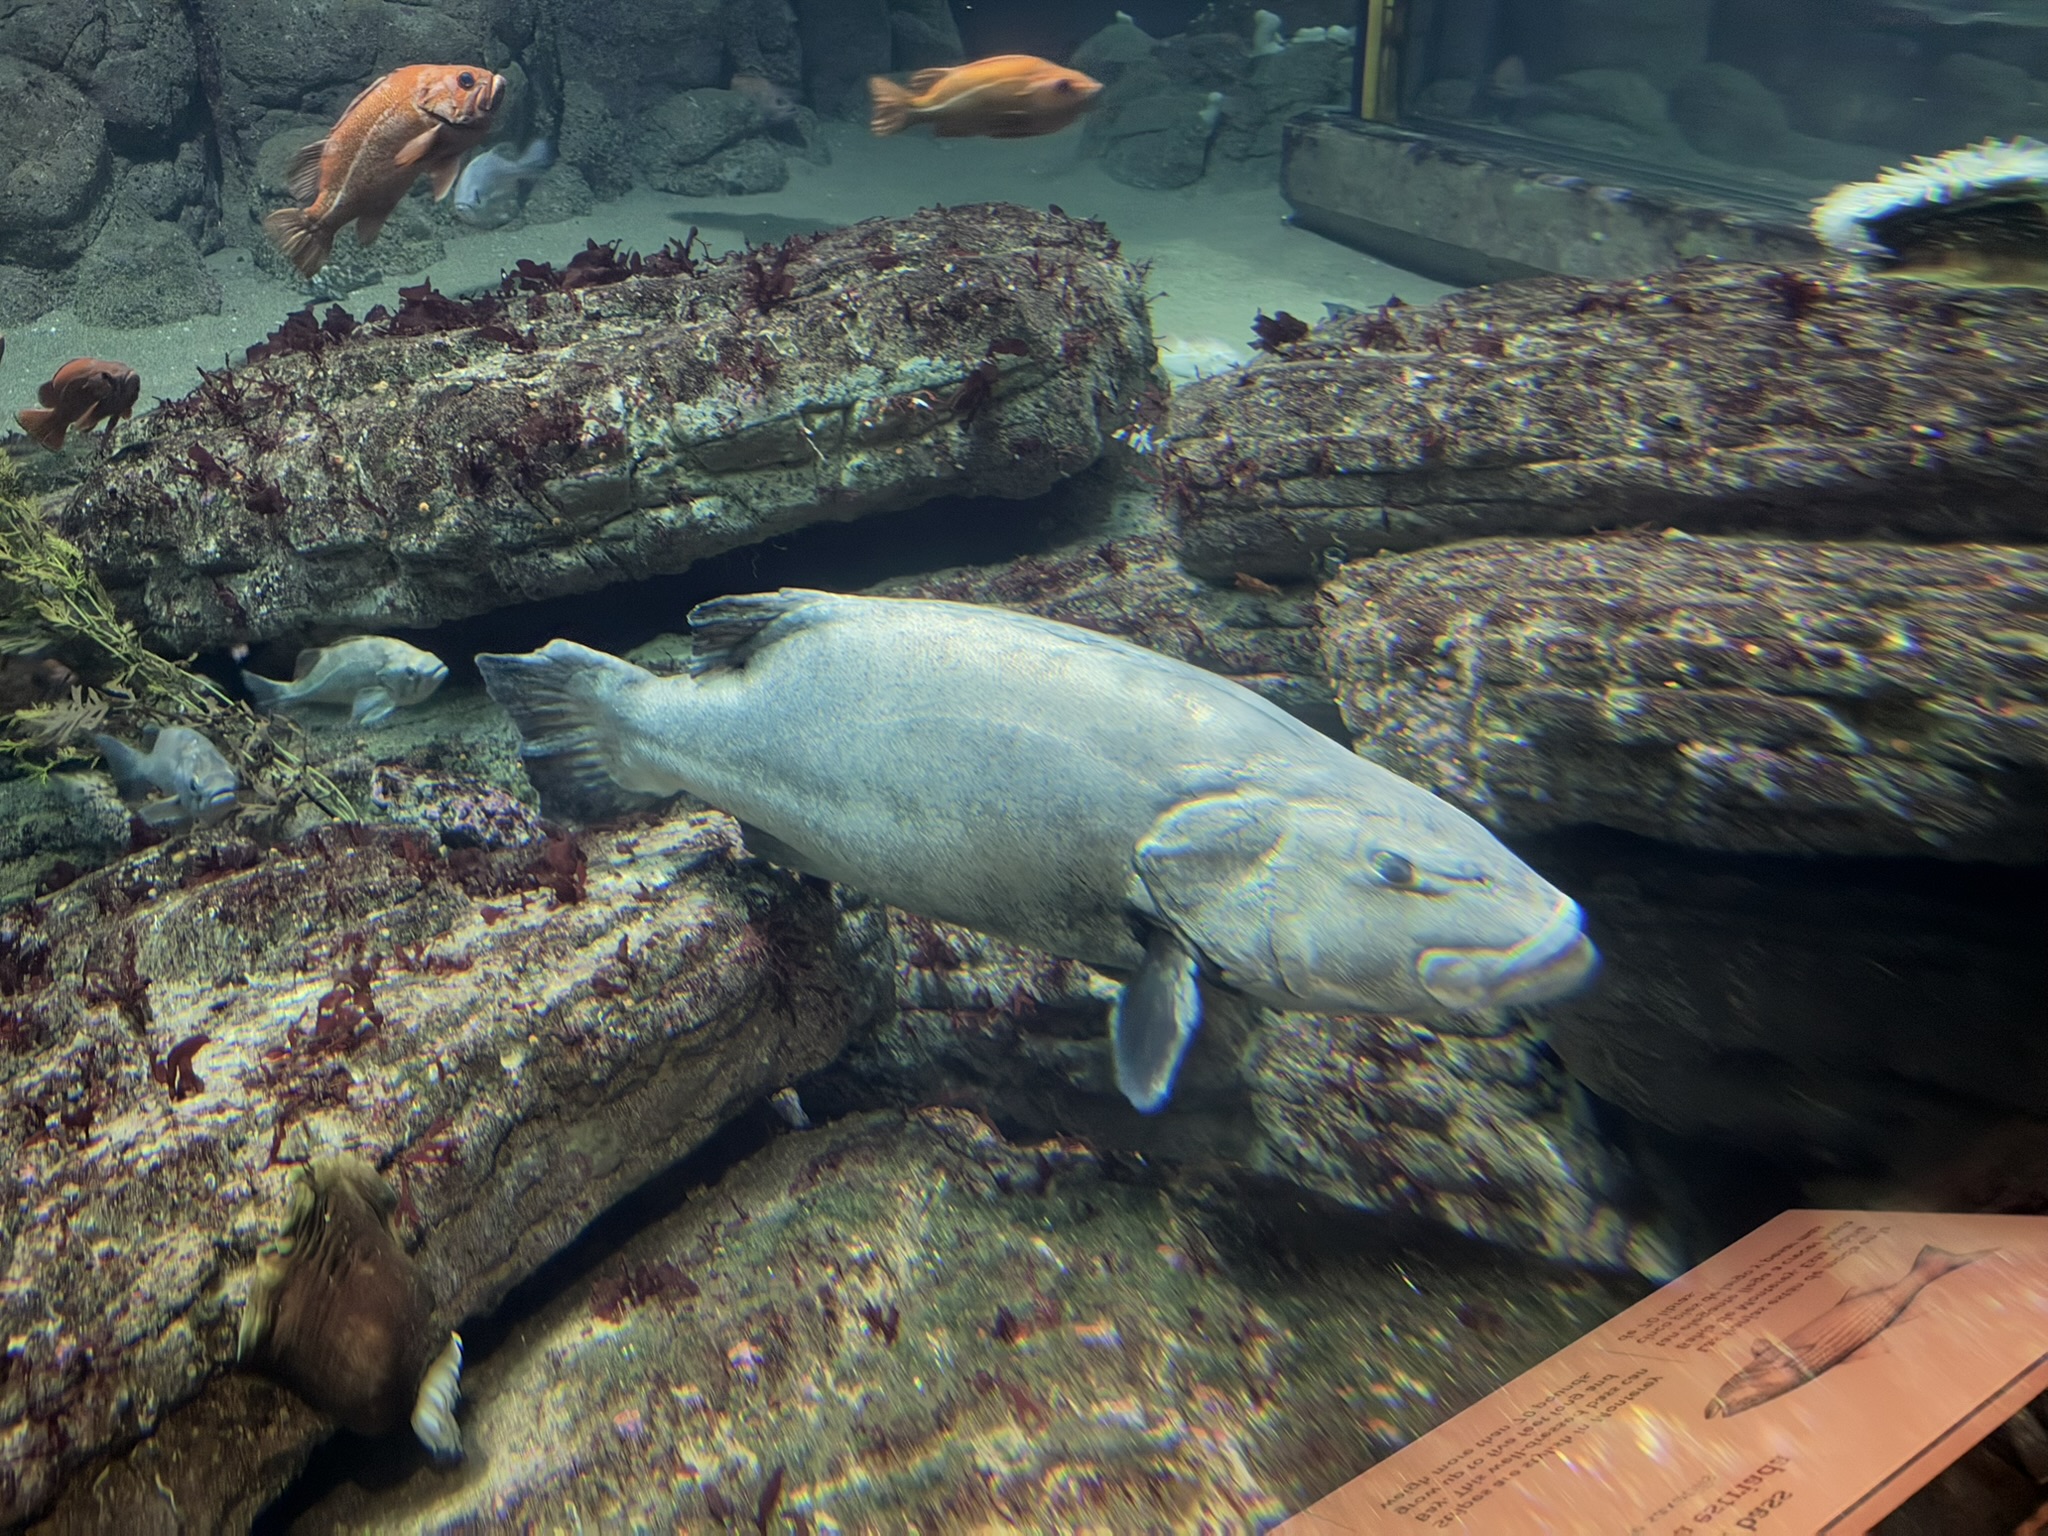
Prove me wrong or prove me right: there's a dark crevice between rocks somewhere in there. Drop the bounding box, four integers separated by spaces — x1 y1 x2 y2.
215 467 1128 696
250 1101 791 1533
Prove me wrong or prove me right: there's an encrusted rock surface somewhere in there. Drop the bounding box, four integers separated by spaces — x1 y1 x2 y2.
290 1106 1643 1532
0 810 880 1529
805 909 1671 1276
882 524 1339 728
1534 831 2048 1173
56 203 1154 651
1318 536 2048 862
1161 265 2048 579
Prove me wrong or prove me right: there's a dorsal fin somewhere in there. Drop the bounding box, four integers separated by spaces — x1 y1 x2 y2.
685 589 839 678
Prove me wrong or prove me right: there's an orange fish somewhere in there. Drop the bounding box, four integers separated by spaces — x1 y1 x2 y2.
869 55 1102 139
1704 1245 1990 1418
265 64 507 278
16 359 140 452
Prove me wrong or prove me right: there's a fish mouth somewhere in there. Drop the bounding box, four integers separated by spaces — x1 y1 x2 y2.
1415 898 1597 1012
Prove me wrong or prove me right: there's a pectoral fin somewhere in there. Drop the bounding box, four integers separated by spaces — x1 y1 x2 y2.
350 687 396 727
1112 928 1203 1114
426 156 462 200
137 797 189 827
394 126 441 167
1132 793 1289 985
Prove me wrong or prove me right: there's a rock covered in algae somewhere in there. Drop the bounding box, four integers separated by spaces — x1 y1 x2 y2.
1160 263 2048 580
1317 535 2048 861
0 809 881 1530
881 524 1338 728
804 909 1670 1276
56 202 1156 652
288 1107 1644 1532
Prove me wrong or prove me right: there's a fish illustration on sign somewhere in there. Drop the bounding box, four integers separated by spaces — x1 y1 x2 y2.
243 637 449 728
264 64 507 277
869 55 1103 139
1705 1245 1993 1417
478 590 1596 1115
93 725 239 828
16 359 140 452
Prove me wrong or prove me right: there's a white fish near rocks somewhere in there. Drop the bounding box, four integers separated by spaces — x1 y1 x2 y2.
478 591 1597 1115
1156 332 1250 385
452 140 555 229
94 724 238 827
243 636 449 728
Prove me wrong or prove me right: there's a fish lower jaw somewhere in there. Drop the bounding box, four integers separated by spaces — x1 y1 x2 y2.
1416 904 1598 1012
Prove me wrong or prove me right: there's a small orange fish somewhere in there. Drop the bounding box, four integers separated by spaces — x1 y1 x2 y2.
869 55 1102 140
16 359 140 452
265 64 506 278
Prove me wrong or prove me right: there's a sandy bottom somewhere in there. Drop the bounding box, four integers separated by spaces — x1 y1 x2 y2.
0 121 1449 420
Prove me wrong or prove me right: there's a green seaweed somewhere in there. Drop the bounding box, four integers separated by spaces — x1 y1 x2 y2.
0 454 354 819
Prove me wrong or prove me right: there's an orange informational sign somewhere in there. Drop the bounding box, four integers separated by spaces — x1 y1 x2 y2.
1283 1212 2048 1536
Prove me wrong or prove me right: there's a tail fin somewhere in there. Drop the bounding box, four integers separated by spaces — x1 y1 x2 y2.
1913 1245 1993 1279
93 733 153 801
15 408 65 452
515 139 556 177
240 669 291 712
263 208 335 278
868 76 914 136
475 640 667 822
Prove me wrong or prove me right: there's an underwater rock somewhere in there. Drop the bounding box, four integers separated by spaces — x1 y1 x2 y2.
0 771 130 906
1097 91 1216 190
636 87 774 192
1164 262 2048 579
1512 0 1712 90
804 909 1666 1275
69 217 223 330
0 810 876 1528
286 1106 1642 1531
59 203 1153 651
551 0 727 120
1533 830 2048 1174
0 61 112 269
1318 536 2048 862
1668 63 1793 165
878 526 1338 729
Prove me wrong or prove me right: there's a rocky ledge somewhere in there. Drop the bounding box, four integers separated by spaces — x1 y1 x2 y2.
1318 535 2048 862
287 1107 1642 1531
53 203 1155 651
1160 264 2048 580
0 810 880 1530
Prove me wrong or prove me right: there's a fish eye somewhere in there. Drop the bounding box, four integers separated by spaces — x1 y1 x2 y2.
1369 851 1418 888
1053 78 1074 92
458 71 476 88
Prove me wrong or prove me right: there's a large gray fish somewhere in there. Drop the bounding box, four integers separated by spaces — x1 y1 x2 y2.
94 724 239 827
477 591 1597 1113
243 636 448 728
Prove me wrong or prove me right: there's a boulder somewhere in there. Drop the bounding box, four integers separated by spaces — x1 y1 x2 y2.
557 79 634 200
1317 537 2048 862
881 526 1339 729
1668 63 1792 164
637 88 769 187
795 0 891 120
805 909 1672 1275
0 61 111 268
1098 91 1216 190
1510 0 1712 90
1 810 878 1529
54 203 1155 652
285 1106 1644 1530
69 217 223 329
1161 265 2048 580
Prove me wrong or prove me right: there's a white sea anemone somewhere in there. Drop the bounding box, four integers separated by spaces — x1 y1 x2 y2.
1813 137 2048 261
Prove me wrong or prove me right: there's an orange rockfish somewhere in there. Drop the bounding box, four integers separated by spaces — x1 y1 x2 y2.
265 64 506 278
869 55 1102 139
16 359 140 451
1704 1245 1990 1418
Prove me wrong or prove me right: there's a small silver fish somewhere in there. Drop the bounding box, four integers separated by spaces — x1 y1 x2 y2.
243 636 448 728
769 1087 812 1130
451 140 555 229
94 724 239 827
